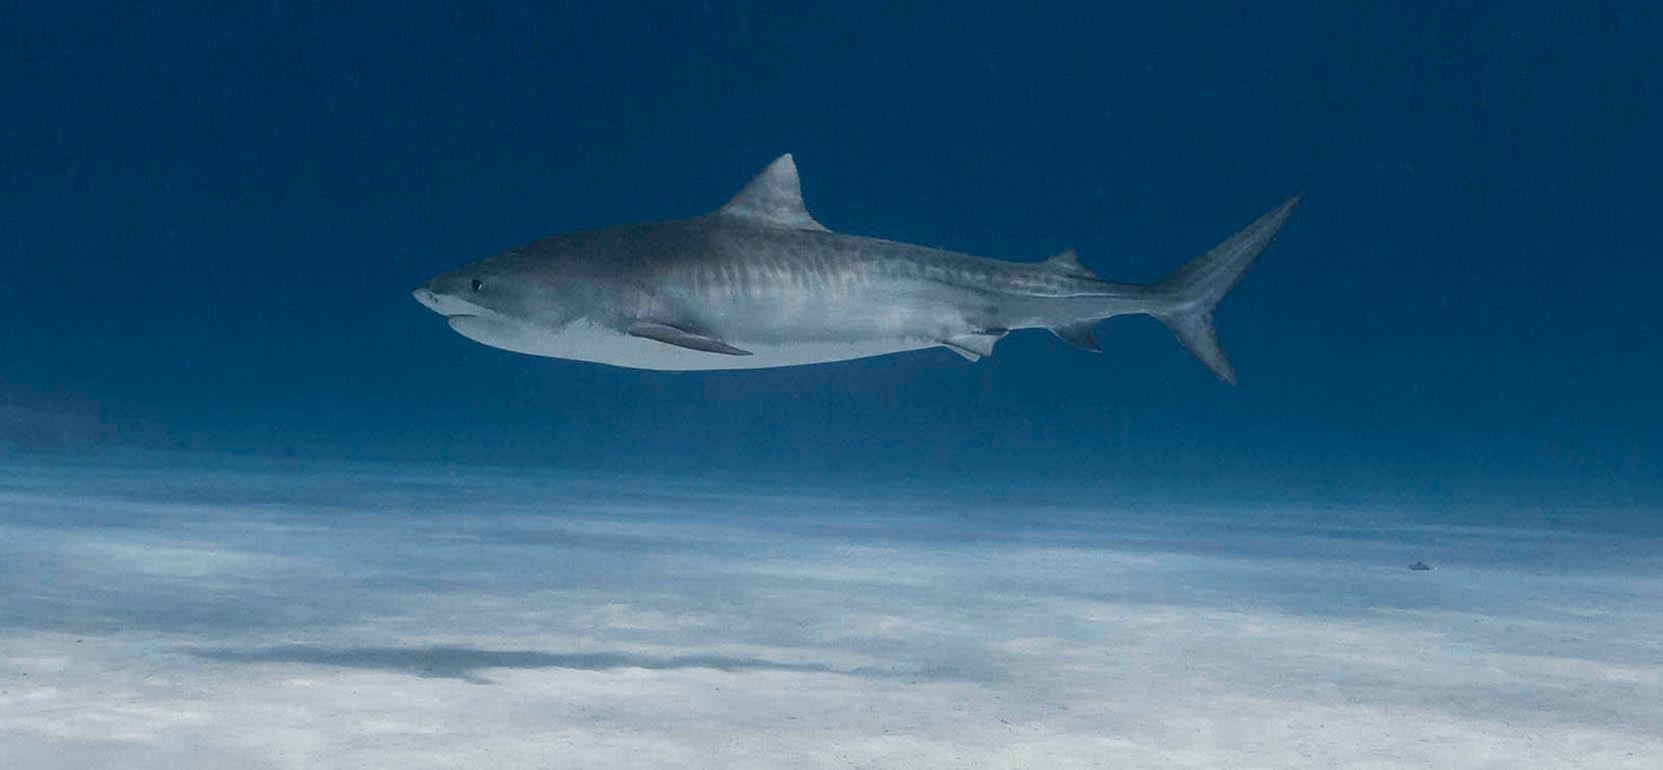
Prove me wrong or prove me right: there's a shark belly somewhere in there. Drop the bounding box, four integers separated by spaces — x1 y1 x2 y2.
450 316 941 371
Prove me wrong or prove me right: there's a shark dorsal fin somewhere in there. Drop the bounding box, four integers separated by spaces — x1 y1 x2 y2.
717 154 829 232
1042 248 1100 279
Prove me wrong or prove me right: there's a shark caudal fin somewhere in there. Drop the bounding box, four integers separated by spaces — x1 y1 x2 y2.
1152 196 1300 384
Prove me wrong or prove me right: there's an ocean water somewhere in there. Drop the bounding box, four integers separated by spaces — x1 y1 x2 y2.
3 2 1660 768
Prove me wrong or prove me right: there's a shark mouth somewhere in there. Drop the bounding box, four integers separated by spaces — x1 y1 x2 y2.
412 288 488 320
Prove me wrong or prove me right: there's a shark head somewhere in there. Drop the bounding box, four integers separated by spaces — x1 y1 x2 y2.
413 243 598 354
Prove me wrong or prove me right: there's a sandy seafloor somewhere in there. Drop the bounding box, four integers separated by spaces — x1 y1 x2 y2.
1 456 1658 769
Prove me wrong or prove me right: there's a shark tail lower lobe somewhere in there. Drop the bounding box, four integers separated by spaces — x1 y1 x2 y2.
1150 195 1301 384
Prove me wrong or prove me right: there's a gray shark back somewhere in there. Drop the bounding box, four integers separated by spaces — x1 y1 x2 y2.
560 216 1138 336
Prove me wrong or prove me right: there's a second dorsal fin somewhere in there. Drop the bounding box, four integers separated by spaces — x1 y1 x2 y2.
1042 248 1100 279
716 154 829 232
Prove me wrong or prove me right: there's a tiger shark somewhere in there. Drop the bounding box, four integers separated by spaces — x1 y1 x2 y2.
413 154 1297 382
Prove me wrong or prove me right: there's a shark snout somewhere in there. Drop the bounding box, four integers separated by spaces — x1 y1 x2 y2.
412 285 444 313
412 283 480 318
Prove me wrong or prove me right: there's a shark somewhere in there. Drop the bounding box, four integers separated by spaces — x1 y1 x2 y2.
413 154 1297 382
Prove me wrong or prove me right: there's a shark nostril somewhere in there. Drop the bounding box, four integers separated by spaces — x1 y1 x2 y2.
412 287 446 312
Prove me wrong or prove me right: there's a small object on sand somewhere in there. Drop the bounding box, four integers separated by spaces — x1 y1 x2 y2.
1409 561 1432 571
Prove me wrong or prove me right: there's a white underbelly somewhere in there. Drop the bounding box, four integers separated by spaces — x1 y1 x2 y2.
451 317 939 371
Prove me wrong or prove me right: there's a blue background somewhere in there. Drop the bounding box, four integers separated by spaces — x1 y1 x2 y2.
3 2 1658 505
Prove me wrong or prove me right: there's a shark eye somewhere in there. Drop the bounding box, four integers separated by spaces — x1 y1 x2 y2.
470 279 484 292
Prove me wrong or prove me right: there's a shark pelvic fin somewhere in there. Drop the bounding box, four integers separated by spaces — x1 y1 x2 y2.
942 331 1006 362
1041 248 1100 279
627 322 753 356
717 154 829 232
1050 321 1101 352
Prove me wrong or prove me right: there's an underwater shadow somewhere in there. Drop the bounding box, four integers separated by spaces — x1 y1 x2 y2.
188 644 886 683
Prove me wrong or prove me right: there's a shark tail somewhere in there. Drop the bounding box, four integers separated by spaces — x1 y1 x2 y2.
1149 195 1300 384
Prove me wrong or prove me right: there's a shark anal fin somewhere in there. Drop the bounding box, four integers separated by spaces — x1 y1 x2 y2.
1050 321 1101 352
942 331 1005 362
627 322 753 356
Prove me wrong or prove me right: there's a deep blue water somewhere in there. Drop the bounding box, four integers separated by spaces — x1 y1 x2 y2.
3 2 1660 505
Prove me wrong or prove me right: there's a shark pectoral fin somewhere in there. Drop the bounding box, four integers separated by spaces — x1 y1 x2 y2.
941 331 1005 362
627 322 753 356
1050 321 1101 352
